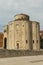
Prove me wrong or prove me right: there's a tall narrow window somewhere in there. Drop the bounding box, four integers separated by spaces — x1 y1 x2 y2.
37 40 38 43
4 30 7 33
26 40 28 44
33 40 34 43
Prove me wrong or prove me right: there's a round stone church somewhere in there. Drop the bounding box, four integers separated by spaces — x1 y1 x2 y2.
3 14 40 50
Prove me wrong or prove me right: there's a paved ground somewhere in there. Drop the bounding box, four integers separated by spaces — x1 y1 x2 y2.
0 55 43 65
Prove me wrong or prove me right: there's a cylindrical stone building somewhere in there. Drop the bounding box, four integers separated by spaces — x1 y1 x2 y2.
3 13 40 51
13 14 32 50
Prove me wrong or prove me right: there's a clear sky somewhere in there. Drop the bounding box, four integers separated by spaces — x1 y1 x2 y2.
0 0 43 31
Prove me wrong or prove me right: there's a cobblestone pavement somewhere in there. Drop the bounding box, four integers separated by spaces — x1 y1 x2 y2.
0 55 43 65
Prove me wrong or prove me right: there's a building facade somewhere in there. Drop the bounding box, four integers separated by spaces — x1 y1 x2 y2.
3 14 40 50
0 33 3 48
40 30 43 49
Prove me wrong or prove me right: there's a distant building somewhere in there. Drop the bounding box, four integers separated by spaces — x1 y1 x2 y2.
0 33 3 48
40 31 43 39
40 30 43 49
3 14 40 51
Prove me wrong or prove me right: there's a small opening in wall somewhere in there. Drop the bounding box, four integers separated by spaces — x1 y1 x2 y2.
26 40 28 44
4 30 6 33
37 40 38 43
33 40 34 43
21 17 24 19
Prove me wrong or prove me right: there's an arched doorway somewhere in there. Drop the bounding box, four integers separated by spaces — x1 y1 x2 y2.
4 38 7 49
17 43 19 49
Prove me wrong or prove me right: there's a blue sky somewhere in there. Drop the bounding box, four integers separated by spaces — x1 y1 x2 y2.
0 0 43 31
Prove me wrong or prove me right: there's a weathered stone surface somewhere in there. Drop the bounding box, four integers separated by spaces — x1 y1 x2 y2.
0 49 43 58
3 14 40 51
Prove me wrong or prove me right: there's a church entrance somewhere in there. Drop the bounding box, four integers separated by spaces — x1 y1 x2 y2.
4 38 7 49
17 43 19 49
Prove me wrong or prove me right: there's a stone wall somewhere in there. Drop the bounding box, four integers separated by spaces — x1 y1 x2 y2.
0 49 43 58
